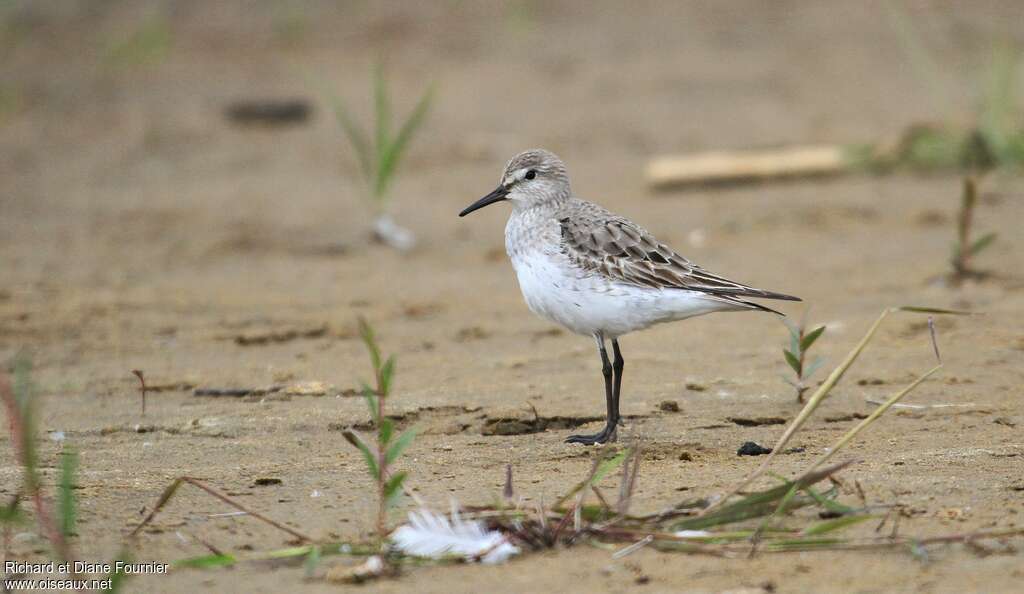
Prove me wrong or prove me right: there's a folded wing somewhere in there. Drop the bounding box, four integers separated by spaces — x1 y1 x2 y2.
558 206 801 311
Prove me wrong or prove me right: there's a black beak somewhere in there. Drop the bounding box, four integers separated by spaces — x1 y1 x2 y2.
459 186 508 217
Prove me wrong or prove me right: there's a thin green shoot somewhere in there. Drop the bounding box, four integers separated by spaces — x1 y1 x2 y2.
951 176 997 281
781 310 826 403
342 317 418 546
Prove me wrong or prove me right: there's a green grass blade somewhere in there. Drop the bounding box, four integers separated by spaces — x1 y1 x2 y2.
342 430 379 479
384 470 408 505
801 514 874 536
555 448 629 508
897 306 975 315
361 383 379 423
173 553 237 569
800 326 826 352
303 545 321 579
375 82 435 199
58 445 78 539
385 427 418 466
783 349 801 375
804 356 826 379
379 417 394 449
325 86 373 184
357 317 381 372
380 355 396 397
672 491 816 531
764 536 848 551
804 485 854 515
968 232 998 257
131 477 184 536
11 356 39 479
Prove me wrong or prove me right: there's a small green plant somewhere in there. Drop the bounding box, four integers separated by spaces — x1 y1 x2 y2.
343 318 417 545
327 64 434 250
950 176 997 281
781 313 826 403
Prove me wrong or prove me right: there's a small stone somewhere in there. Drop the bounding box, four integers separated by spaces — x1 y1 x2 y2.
685 382 706 392
253 478 282 487
284 381 330 396
659 400 680 412
737 442 772 456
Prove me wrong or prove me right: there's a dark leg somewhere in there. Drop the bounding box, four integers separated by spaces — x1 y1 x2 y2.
566 334 618 445
611 339 624 427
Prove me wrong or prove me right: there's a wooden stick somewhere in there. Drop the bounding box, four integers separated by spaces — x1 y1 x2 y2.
646 145 848 189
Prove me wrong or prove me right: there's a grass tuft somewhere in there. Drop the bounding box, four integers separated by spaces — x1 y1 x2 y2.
323 65 434 248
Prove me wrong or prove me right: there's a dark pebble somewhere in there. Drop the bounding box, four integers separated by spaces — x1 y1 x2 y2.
253 477 283 486
737 441 773 456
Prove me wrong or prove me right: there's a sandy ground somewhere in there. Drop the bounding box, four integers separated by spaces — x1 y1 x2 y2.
2 2 1024 592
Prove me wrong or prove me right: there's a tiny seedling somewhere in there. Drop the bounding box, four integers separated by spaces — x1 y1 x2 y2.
132 369 148 416
781 312 826 403
327 64 434 250
950 176 997 281
342 317 418 545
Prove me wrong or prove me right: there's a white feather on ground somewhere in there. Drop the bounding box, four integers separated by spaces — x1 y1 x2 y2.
390 508 519 565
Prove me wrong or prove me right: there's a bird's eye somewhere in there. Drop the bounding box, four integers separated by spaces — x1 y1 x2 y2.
524 170 536 180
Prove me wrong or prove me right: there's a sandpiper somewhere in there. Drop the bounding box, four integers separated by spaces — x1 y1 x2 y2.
459 150 800 445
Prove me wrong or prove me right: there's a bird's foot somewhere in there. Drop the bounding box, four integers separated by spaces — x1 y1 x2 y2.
565 422 618 445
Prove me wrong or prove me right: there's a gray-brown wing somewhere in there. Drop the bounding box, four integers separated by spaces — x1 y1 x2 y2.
558 210 800 302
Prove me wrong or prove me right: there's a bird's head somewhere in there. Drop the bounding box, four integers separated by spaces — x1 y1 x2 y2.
459 149 570 217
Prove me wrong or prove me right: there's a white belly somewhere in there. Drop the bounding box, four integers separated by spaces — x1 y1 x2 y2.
510 250 729 338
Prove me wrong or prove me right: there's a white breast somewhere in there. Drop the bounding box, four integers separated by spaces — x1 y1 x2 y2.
508 248 727 338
